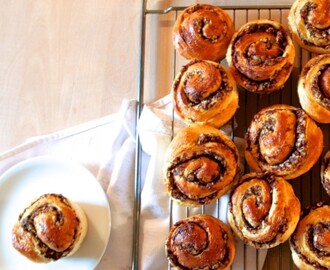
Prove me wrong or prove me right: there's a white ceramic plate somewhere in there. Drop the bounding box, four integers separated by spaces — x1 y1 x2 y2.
0 156 111 270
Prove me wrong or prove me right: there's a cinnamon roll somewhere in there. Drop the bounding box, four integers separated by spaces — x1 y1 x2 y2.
228 172 301 249
288 0 330 54
321 150 330 196
172 59 238 128
163 125 239 207
226 19 295 94
290 202 330 269
245 104 323 179
166 214 235 270
298 54 330 123
172 4 234 62
11 193 88 263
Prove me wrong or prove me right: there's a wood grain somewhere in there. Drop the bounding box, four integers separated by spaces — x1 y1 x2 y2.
0 1 140 152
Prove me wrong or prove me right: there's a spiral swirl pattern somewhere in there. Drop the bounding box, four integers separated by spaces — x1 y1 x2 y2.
298 54 330 123
228 173 301 249
11 193 86 262
226 19 295 94
289 0 330 54
163 125 239 207
290 202 330 269
245 104 323 179
172 4 234 61
172 59 238 128
166 214 235 270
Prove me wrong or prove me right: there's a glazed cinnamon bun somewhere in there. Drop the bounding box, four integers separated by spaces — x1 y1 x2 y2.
245 104 323 179
228 172 301 249
166 214 235 270
226 19 295 94
298 54 330 123
163 125 239 207
290 202 330 269
321 150 330 196
172 4 234 62
172 59 238 128
11 193 88 263
288 0 330 54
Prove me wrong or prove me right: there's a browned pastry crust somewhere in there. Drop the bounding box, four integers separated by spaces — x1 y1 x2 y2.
166 214 235 270
290 202 330 269
172 4 234 62
228 172 301 249
298 54 330 123
245 104 323 179
172 59 238 128
226 19 295 94
11 193 87 263
321 151 330 196
288 0 330 54
163 125 239 207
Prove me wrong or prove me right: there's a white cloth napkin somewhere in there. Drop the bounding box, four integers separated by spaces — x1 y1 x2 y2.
0 99 137 270
0 95 267 270
137 95 267 270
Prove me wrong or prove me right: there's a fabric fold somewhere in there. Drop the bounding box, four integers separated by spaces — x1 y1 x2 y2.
137 95 267 270
0 99 137 270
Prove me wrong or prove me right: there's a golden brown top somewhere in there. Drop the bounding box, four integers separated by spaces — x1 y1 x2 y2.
172 59 238 128
290 202 330 269
289 0 330 53
226 19 295 94
163 125 239 207
11 193 80 262
300 54 330 109
228 172 301 249
166 214 235 270
172 4 234 61
245 104 323 179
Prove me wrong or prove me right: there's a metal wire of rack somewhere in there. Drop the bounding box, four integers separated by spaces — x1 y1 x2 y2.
132 1 330 269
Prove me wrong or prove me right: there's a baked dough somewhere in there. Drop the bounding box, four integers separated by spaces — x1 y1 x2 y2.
172 4 234 61
11 193 88 263
288 0 330 54
172 59 238 128
298 54 330 123
228 172 300 249
245 104 323 179
290 202 330 269
226 19 295 94
163 125 239 207
166 214 235 270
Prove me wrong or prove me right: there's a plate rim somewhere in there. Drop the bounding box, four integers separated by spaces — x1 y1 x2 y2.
0 155 111 270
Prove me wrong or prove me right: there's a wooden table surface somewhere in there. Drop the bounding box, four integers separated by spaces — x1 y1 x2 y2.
0 0 142 152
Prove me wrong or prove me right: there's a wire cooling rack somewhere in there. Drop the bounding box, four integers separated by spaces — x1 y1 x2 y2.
132 1 330 269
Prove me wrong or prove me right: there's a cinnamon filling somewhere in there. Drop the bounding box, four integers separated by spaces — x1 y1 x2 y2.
230 176 290 246
241 184 272 229
230 22 293 93
179 61 232 110
199 15 224 42
18 194 79 260
308 64 330 108
172 222 208 256
167 133 238 204
298 2 330 49
246 108 307 173
167 221 231 269
312 223 330 254
170 154 225 202
319 66 330 99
